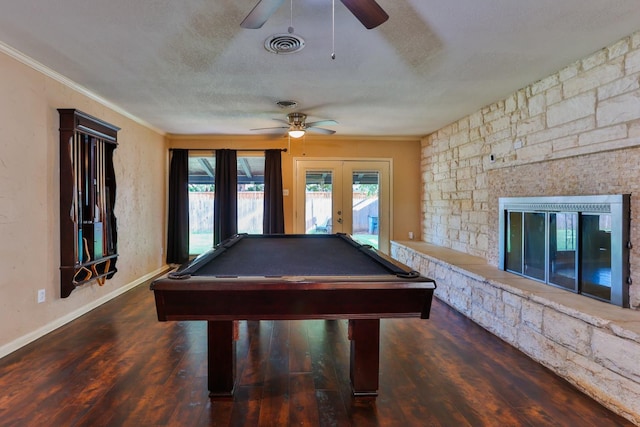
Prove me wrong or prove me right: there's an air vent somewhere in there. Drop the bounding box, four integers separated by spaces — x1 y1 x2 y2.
276 100 298 109
264 34 305 54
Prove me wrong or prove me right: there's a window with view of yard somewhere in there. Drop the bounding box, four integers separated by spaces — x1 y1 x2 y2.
188 152 265 254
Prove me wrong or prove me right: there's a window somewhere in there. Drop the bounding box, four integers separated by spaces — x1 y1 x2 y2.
499 195 630 307
237 156 265 235
187 152 265 254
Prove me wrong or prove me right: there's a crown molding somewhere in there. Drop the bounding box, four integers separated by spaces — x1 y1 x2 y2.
167 133 423 142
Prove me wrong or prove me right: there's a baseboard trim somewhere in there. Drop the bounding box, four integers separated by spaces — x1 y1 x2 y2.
0 266 171 359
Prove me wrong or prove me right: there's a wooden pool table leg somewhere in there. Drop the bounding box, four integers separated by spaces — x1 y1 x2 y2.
207 320 235 398
349 319 380 397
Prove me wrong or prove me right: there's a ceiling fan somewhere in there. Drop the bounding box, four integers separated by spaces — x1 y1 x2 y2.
241 0 389 30
251 112 338 138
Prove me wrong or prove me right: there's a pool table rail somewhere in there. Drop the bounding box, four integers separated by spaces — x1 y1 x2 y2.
152 285 434 321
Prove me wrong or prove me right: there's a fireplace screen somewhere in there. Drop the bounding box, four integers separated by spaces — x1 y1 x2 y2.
499 195 630 307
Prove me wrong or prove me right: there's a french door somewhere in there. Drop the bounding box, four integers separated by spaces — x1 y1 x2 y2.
294 159 391 253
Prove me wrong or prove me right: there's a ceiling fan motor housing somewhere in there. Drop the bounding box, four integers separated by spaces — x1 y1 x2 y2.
288 112 306 126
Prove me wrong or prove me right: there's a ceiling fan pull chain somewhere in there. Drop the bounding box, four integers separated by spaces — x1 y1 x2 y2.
288 0 294 33
331 0 336 59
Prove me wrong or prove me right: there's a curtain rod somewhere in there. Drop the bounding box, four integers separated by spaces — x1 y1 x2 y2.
169 148 287 152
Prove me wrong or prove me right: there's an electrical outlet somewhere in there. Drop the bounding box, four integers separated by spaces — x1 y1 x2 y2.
37 289 46 303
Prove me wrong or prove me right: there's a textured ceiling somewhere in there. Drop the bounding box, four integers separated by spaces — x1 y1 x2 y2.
1 0 639 137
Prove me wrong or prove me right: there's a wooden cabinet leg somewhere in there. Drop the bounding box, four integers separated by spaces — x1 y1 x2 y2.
349 319 380 397
207 320 235 398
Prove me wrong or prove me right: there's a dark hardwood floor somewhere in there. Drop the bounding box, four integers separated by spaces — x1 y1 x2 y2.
0 280 633 426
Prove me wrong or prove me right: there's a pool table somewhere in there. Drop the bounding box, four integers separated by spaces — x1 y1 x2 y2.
151 233 436 398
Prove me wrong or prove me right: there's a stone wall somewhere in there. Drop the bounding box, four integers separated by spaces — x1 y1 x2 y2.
392 241 640 425
421 30 640 308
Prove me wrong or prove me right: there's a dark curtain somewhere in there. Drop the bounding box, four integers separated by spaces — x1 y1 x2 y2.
263 149 285 234
166 149 190 264
214 149 237 245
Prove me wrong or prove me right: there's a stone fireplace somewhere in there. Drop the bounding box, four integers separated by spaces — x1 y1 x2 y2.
498 194 631 307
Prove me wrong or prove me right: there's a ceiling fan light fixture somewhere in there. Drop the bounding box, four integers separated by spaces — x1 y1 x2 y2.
288 129 306 138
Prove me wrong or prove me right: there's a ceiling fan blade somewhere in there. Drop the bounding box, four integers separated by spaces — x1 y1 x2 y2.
340 0 389 29
307 127 336 135
250 125 288 131
240 0 285 29
306 119 338 128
